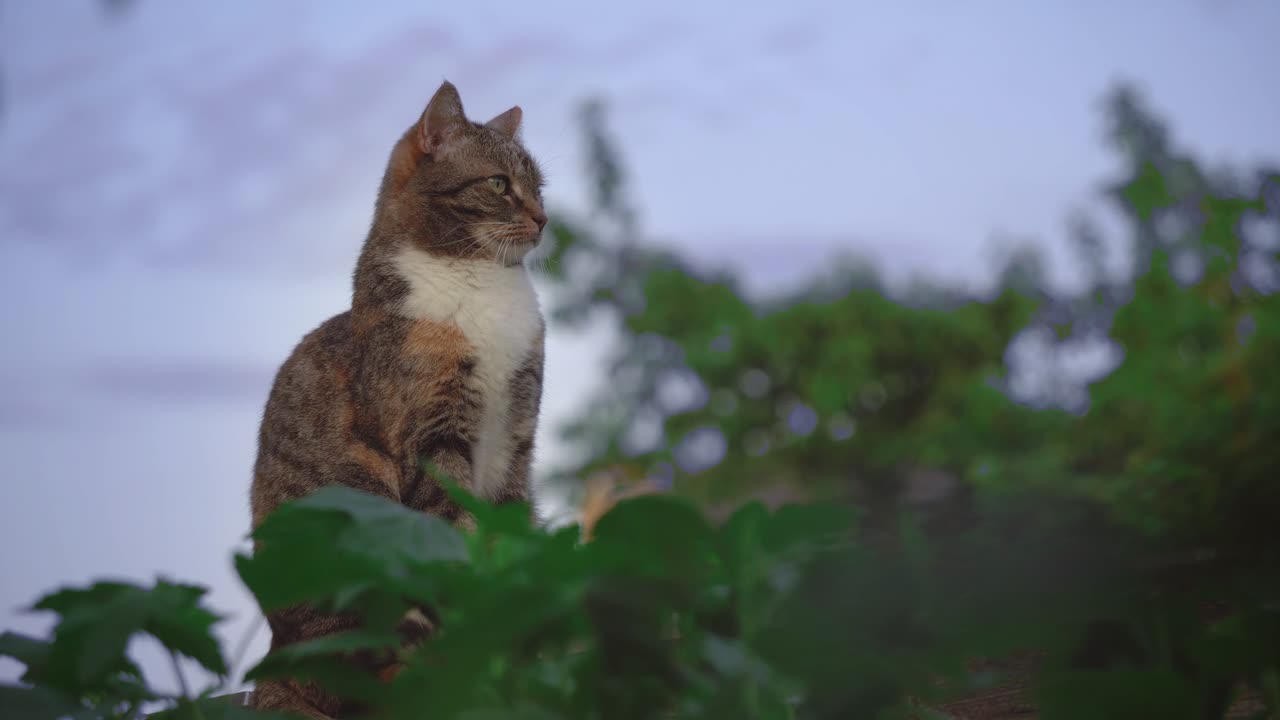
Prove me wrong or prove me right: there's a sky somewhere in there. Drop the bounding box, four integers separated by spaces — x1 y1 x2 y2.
1 0 1277 692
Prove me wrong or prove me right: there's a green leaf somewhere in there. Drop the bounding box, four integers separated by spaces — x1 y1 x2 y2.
440 476 536 539
762 503 856 555
32 581 228 684
239 486 467 611
244 630 400 709
455 705 562 720
0 684 90 720
33 583 151 689
235 518 370 611
137 582 229 676
271 486 468 565
701 634 775 684
245 630 401 681
590 494 715 581
0 632 51 672
1038 668 1203 720
150 696 297 720
246 654 385 708
289 484 429 521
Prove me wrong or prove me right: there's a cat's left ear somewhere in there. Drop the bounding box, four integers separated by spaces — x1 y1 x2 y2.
418 80 469 157
485 106 522 139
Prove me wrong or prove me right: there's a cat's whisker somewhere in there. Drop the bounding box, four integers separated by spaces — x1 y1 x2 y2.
464 228 504 261
528 253 551 276
435 222 510 248
438 229 492 260
458 233 489 260
463 226 501 260
436 222 528 259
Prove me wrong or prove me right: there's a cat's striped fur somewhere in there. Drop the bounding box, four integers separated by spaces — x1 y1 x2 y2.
249 81 547 718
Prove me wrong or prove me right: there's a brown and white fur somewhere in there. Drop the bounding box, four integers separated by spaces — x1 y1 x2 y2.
248 81 547 718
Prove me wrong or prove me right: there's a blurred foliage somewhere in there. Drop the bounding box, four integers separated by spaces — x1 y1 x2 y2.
543 86 1280 546
4 85 1280 718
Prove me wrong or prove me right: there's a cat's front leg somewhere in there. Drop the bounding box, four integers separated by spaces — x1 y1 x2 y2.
489 341 544 513
401 429 477 525
395 429 475 651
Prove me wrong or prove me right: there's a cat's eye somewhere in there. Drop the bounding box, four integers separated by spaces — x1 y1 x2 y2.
487 176 508 194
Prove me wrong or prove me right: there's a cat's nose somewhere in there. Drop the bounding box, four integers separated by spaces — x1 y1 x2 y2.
529 207 548 231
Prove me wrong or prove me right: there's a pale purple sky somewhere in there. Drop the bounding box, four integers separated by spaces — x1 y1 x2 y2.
1 0 1277 691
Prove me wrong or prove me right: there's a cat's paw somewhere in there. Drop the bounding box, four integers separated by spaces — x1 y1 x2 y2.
397 607 436 645
454 511 479 532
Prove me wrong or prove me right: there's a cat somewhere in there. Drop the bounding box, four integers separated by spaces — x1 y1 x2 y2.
248 80 547 719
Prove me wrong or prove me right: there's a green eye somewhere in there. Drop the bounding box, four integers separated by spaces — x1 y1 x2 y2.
487 176 508 194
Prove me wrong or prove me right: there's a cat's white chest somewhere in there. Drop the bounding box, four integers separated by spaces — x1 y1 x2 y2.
394 248 542 498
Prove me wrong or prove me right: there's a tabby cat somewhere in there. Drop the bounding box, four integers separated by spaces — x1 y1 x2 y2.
248 80 547 718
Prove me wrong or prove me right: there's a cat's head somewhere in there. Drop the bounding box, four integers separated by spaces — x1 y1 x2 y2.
379 81 546 266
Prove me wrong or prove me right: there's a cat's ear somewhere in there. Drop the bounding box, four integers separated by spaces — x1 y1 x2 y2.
417 80 468 157
484 106 522 139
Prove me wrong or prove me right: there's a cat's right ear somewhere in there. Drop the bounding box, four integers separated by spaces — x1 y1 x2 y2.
417 81 468 158
484 106 522 138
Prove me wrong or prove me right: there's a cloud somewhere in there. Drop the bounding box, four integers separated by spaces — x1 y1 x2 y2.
758 23 821 57
0 17 466 271
608 85 733 131
0 394 67 430
82 360 274 406
0 362 275 426
0 9 693 276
